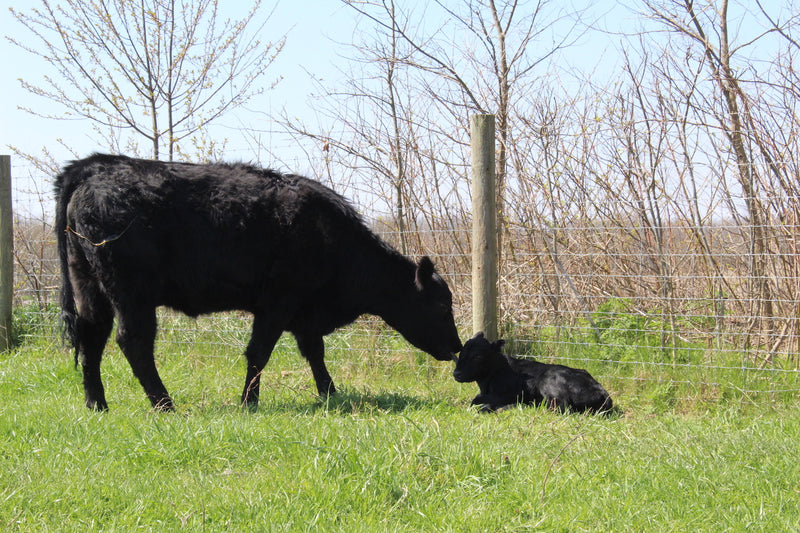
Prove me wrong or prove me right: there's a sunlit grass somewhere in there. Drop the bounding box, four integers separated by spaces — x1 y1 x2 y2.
2 322 800 531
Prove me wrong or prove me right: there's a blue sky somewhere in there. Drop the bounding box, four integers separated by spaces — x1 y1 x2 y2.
1 0 645 217
1 0 640 214
0 1 625 162
2 2 789 179
0 1 360 177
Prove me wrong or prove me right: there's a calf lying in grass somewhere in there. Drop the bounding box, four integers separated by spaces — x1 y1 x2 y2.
453 332 614 414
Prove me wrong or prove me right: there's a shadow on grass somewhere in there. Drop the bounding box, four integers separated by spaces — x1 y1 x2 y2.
186 388 626 418
256 387 451 416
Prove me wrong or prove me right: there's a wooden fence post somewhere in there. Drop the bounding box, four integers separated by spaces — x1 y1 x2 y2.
470 115 498 341
0 155 12 351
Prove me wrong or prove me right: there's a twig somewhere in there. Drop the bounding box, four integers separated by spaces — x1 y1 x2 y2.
65 219 135 247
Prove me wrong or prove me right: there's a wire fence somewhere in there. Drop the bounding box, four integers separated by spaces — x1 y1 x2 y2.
8 168 800 407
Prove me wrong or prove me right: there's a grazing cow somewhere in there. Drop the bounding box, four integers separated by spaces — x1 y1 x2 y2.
453 332 613 414
55 153 462 411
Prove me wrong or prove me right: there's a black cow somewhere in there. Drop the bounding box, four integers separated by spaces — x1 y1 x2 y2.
453 332 613 414
55 154 462 411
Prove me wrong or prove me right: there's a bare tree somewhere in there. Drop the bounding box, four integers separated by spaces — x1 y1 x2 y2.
278 0 416 252
639 0 780 349
9 0 284 161
341 1 587 240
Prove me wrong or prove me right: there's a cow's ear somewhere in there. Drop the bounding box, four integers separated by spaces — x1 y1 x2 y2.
493 339 506 351
415 256 435 290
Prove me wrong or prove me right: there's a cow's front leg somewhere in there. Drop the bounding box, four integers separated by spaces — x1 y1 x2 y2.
241 314 284 410
294 332 335 397
115 306 173 411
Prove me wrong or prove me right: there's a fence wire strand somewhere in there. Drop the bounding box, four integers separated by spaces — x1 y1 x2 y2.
8 173 800 404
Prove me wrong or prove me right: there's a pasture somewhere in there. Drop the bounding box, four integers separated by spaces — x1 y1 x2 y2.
2 315 799 532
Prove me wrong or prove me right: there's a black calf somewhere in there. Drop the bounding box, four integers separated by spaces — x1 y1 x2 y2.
453 332 613 414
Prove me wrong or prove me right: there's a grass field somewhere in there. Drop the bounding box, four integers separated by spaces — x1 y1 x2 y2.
2 319 800 532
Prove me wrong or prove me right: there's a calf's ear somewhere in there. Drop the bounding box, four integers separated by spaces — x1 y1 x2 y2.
415 256 435 290
492 339 506 351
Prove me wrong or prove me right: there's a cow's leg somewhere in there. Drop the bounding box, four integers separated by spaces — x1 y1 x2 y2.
115 306 173 411
294 333 335 397
67 252 114 411
241 314 284 409
74 294 114 411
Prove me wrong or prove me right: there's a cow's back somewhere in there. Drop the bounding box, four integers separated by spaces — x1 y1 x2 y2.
59 154 373 316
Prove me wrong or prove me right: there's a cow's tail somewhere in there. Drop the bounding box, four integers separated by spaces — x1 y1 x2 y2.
54 163 81 363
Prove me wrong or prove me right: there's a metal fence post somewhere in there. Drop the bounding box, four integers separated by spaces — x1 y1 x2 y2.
0 155 13 351
470 115 498 341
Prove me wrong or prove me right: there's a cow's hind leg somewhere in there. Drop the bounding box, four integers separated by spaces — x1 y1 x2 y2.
74 290 114 411
115 306 173 411
294 333 335 397
241 314 284 410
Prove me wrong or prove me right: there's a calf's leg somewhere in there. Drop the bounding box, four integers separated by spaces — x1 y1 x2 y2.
294 333 335 397
115 306 173 411
470 393 512 412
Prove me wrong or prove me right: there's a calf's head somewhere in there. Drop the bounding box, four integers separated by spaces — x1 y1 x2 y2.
453 332 505 382
387 256 462 361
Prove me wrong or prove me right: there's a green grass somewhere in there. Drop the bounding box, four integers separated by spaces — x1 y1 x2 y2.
2 316 800 531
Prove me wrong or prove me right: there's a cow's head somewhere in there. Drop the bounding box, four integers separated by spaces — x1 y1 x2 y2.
386 256 462 361
452 331 505 382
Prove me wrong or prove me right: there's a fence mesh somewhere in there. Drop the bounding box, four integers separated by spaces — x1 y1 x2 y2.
8 169 800 407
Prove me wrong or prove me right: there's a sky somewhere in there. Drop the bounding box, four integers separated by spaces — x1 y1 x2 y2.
0 0 604 214
1 0 365 213
2 1 794 216
0 0 648 215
